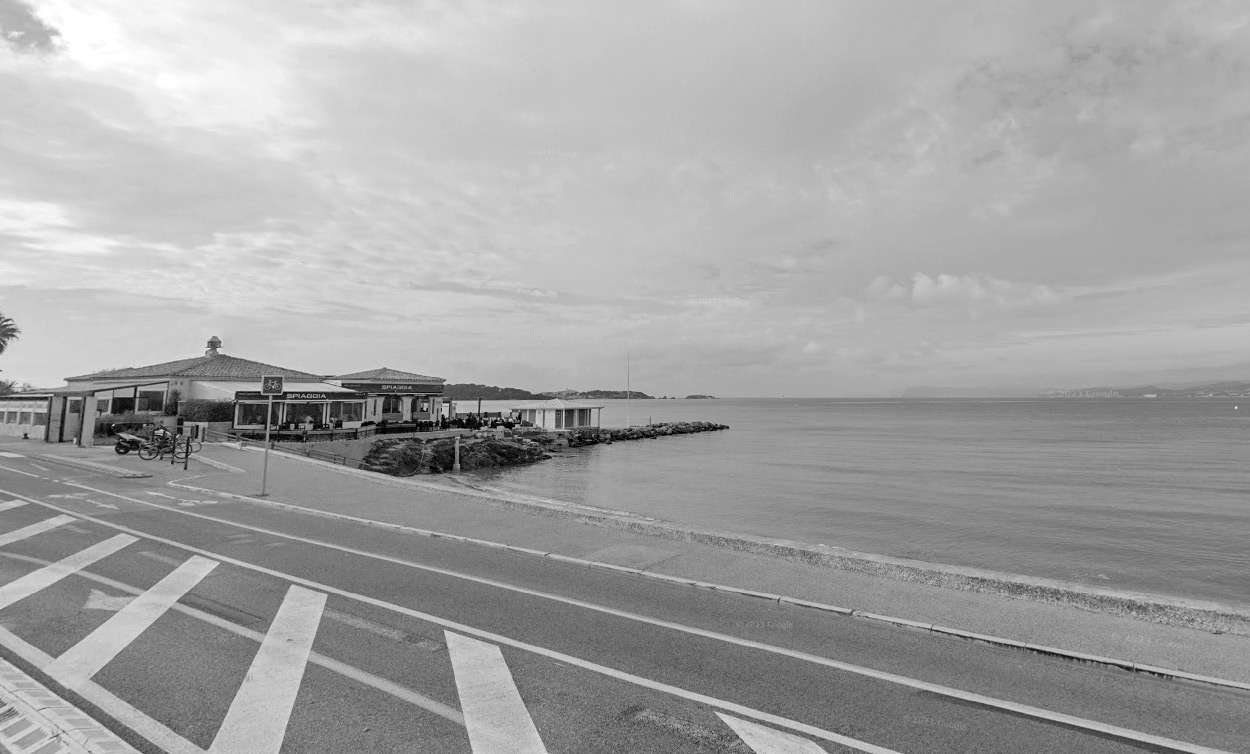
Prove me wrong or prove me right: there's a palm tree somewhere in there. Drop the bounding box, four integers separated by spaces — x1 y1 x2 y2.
0 314 19 356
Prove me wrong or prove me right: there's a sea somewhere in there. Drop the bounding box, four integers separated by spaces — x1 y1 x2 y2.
460 398 1250 605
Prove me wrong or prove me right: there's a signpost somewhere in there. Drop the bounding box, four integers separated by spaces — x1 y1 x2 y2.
259 374 283 496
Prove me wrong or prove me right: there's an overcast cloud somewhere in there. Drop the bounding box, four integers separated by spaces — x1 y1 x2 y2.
2 0 1248 396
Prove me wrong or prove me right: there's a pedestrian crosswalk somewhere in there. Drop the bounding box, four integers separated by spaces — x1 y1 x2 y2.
0 508 842 754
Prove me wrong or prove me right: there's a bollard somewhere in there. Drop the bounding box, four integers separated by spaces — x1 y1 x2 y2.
452 435 461 472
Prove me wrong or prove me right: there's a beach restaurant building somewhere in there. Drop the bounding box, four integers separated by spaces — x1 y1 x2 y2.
23 336 445 443
510 399 603 430
326 368 446 426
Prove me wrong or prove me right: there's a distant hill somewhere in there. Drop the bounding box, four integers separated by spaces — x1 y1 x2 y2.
539 389 655 399
685 394 717 399
444 384 547 400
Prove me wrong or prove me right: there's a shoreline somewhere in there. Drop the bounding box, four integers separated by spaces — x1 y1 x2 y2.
265 450 1250 635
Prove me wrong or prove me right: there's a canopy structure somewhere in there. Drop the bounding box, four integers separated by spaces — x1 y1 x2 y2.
510 399 603 430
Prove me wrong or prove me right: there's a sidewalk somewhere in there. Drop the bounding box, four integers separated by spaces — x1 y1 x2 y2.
22 439 1250 687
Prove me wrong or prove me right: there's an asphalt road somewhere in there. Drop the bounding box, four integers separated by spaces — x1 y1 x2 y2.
0 454 1245 754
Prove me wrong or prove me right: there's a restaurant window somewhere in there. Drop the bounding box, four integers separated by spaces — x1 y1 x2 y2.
68 399 81 414
111 397 134 413
579 409 590 425
138 391 165 412
2 411 13 423
381 396 403 414
329 401 363 423
284 402 323 425
18 412 31 425
97 399 110 413
32 412 48 426
411 397 431 414
555 410 563 429
236 403 276 427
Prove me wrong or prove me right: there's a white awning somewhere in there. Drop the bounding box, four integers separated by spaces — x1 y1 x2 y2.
199 381 361 399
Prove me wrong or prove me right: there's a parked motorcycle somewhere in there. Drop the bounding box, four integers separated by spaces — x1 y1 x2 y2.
113 429 146 455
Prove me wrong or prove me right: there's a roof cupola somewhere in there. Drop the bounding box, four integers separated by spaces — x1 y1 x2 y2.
206 336 222 356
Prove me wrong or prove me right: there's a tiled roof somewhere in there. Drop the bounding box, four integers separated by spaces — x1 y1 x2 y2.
67 355 323 382
332 367 444 382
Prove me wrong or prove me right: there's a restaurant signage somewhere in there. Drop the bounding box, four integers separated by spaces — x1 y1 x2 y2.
340 382 444 394
235 392 340 401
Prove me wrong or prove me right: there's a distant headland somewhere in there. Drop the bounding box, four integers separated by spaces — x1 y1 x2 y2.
445 384 717 400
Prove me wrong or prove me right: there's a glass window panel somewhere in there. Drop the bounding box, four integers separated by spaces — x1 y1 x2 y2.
329 401 363 422
32 413 48 426
284 402 323 425
236 403 274 426
18 412 31 424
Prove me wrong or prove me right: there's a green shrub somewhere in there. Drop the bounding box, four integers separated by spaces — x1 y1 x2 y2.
180 399 234 422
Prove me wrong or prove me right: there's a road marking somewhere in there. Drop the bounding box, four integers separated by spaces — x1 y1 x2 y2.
0 466 40 479
0 623 200 754
47 556 218 689
14 485 1240 754
86 500 119 511
26 464 48 472
719 714 841 753
208 585 326 754
446 631 549 754
0 453 23 459
83 588 134 611
0 515 75 547
0 535 137 611
0 501 25 512
0 549 464 728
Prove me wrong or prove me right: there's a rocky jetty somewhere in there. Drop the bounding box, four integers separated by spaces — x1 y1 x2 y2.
558 421 729 447
360 420 729 476
361 436 550 475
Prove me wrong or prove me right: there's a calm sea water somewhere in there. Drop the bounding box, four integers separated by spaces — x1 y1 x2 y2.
464 398 1250 605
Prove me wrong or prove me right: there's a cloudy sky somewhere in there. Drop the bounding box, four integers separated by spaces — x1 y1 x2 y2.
1 1 1248 396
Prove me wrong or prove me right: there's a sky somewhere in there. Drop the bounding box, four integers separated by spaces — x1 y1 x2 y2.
1 0 1249 397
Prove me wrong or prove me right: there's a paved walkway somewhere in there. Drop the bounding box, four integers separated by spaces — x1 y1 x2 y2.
9 438 1250 686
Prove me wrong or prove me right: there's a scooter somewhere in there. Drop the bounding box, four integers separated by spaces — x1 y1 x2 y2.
113 429 146 455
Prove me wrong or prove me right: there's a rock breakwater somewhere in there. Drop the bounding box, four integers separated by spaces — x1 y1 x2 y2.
361 421 728 476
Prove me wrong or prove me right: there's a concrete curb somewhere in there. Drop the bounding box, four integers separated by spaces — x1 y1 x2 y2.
35 456 151 479
0 657 139 753
166 479 1250 694
216 446 1250 637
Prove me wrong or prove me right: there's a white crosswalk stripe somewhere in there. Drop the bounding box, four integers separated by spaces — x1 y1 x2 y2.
46 555 218 690
446 630 549 754
0 501 27 512
208 585 326 754
719 714 834 753
0 515 74 547
0 534 137 611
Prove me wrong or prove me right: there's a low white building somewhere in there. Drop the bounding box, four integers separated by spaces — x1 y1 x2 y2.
510 399 603 430
0 391 54 440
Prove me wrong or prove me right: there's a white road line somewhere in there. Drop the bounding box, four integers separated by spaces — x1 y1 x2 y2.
719 714 844 754
208 585 326 754
0 453 24 459
0 549 464 727
0 501 26 512
46 555 218 689
14 486 1240 754
446 632 549 754
0 515 73 547
0 623 201 754
0 465 40 478
26 464 48 472
0 534 136 611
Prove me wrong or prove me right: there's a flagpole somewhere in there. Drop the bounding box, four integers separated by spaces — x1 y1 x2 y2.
626 350 630 428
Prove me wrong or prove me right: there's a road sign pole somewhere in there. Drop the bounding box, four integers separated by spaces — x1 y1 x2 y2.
260 395 273 496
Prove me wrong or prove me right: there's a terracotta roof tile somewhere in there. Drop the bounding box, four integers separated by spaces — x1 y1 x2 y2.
331 367 444 382
67 355 322 382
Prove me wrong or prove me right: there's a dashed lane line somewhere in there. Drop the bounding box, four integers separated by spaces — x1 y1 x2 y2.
0 535 136 611
0 501 26 512
0 515 75 547
0 465 43 479
208 586 326 754
9 488 1233 754
719 714 840 754
46 556 218 690
446 631 549 754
